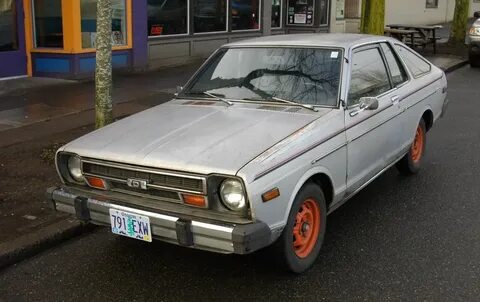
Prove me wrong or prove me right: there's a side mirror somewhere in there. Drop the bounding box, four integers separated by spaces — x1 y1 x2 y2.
175 86 183 97
350 97 379 117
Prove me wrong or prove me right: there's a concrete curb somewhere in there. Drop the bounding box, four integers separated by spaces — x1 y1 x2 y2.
443 59 469 74
0 218 95 270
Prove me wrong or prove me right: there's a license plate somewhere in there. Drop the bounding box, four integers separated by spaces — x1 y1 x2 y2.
109 209 152 242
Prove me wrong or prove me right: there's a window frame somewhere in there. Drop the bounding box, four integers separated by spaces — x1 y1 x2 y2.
31 0 64 49
394 43 432 79
147 0 190 38
271 0 283 29
425 0 439 9
79 0 129 49
180 45 346 109
379 42 410 89
192 0 229 35
346 43 394 108
0 0 19 52
231 0 262 32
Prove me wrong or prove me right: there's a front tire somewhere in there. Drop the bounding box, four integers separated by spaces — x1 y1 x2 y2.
272 182 327 273
396 119 427 175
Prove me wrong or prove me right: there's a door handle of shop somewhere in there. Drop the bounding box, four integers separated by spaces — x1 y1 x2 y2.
391 95 400 104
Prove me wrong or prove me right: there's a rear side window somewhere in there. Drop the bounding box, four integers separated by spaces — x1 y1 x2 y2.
381 43 408 86
348 47 391 106
395 45 431 78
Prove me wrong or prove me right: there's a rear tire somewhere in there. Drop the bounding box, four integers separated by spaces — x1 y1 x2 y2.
396 119 427 175
272 182 327 273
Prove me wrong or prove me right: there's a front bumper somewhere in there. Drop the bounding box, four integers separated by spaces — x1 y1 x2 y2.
47 187 271 254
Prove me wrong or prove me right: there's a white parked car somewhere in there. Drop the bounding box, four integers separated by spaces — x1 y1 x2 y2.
48 34 448 273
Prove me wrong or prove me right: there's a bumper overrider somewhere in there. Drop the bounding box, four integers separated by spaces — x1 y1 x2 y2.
47 186 271 254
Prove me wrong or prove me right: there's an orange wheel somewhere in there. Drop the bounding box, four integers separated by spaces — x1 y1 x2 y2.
292 198 321 258
396 119 427 175
411 125 425 163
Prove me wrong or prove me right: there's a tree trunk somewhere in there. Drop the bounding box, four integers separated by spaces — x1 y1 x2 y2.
95 0 113 129
360 0 385 35
449 0 470 44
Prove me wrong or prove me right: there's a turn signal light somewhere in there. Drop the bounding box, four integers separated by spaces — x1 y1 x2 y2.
262 187 280 202
85 176 107 190
182 194 207 207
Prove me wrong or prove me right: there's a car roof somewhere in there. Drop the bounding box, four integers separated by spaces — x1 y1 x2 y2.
224 33 392 49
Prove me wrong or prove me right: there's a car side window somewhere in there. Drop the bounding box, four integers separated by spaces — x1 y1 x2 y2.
348 47 392 106
395 45 431 78
381 43 408 87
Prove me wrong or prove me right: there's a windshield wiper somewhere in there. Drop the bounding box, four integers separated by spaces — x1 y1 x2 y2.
202 91 233 106
271 96 319 112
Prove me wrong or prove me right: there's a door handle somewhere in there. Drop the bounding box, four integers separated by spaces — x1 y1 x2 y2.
391 95 400 103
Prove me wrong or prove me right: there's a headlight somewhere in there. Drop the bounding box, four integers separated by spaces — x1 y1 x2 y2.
470 27 480 36
219 179 246 211
67 155 83 182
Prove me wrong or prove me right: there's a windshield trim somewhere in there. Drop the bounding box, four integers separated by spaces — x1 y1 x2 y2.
180 46 345 109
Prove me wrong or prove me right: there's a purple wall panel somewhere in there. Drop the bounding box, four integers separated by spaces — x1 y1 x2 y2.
132 0 148 70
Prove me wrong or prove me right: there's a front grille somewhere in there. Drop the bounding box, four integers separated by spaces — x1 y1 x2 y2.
111 182 182 202
82 160 206 195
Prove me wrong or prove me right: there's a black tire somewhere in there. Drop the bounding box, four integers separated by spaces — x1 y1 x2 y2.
396 119 427 175
271 182 327 273
470 56 480 68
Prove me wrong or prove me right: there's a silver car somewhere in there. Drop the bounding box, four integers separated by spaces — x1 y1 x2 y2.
467 18 480 67
48 34 448 273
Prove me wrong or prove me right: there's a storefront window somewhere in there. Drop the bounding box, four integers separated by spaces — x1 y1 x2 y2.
193 0 227 33
80 0 127 48
147 0 188 36
271 0 282 28
33 0 63 48
232 0 259 30
0 0 18 51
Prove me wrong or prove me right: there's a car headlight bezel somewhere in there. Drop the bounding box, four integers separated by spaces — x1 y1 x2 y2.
56 152 85 185
219 178 247 211
67 155 84 182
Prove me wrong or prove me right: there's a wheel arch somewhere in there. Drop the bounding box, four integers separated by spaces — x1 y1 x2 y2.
284 167 336 223
422 109 434 132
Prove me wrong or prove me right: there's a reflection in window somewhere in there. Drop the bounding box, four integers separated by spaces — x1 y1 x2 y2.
194 0 227 33
232 0 259 30
319 0 329 25
184 48 342 106
271 0 281 28
147 0 188 36
80 0 127 48
395 45 431 78
380 43 407 86
33 0 63 48
348 48 391 105
0 0 18 51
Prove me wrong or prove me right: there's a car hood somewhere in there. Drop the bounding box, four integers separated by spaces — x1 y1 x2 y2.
62 99 330 176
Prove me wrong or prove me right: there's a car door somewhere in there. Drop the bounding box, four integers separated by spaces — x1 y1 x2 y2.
344 43 405 195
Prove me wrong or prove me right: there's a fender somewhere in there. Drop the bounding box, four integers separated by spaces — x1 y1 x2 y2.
282 165 339 224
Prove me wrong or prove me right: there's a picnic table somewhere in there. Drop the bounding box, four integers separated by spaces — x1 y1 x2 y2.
386 24 443 54
384 28 416 46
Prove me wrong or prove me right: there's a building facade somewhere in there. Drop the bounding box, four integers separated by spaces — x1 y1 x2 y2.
1 0 479 80
339 0 480 33
0 0 339 79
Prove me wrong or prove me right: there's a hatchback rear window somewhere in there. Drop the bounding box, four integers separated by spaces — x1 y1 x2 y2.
395 45 431 78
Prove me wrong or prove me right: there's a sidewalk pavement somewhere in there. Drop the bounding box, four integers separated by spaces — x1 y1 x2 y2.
0 51 469 270
0 63 200 133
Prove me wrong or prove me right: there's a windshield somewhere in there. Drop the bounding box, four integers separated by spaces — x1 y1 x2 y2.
181 47 343 107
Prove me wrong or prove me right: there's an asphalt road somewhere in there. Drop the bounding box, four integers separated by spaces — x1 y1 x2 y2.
1 66 480 302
